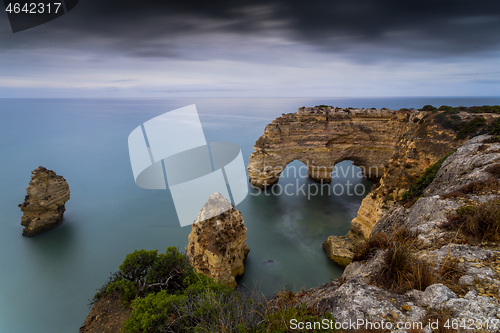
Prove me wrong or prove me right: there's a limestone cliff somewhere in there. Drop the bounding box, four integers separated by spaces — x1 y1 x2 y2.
248 107 407 188
185 193 250 288
300 135 500 331
19 166 70 237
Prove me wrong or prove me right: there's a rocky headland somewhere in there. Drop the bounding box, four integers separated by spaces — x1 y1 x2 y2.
185 193 250 288
299 134 500 331
19 166 70 237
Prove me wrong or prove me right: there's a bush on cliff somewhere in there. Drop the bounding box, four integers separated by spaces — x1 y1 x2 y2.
93 247 332 332
94 247 197 306
423 104 500 114
401 151 454 205
485 118 500 142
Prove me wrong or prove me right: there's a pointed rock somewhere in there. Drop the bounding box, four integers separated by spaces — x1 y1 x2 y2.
185 193 250 288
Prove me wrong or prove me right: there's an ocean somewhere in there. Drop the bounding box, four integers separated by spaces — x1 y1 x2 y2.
1 97 499 333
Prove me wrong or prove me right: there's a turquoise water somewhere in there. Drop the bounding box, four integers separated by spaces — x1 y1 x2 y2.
1 97 500 333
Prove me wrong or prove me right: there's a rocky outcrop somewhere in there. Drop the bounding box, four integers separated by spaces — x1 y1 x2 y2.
248 107 407 189
299 135 500 332
185 193 250 288
79 295 131 333
19 166 70 237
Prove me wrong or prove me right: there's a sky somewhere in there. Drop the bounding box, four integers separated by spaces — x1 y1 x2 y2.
1 0 500 98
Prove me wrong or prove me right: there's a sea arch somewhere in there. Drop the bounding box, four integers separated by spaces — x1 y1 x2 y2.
247 108 405 188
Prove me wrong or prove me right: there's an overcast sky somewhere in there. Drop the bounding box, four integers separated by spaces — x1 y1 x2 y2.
1 0 499 97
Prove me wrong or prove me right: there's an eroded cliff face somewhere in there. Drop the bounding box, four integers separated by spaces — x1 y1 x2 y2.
185 193 250 288
19 166 70 237
248 107 407 188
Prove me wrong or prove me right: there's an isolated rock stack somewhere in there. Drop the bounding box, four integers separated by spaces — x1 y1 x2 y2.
185 193 250 288
19 166 70 237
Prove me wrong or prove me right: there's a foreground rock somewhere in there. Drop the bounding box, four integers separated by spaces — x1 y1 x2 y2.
185 193 250 288
79 296 131 333
19 166 70 237
300 135 500 332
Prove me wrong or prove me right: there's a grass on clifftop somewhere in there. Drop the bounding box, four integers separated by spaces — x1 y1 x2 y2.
401 151 454 206
353 228 465 295
92 247 333 333
442 199 500 243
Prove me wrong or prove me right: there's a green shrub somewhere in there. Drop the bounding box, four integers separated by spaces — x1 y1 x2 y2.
93 247 196 303
420 104 437 111
106 279 137 306
401 151 454 204
123 291 187 333
486 118 500 136
123 279 268 333
456 116 486 140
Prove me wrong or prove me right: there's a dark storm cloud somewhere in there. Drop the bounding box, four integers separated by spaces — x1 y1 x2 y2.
1 0 500 59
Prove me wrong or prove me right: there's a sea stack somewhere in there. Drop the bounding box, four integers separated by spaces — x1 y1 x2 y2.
185 193 250 288
19 166 70 237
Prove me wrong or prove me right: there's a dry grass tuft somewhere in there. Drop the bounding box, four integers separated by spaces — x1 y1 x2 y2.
425 308 457 333
442 199 500 242
352 232 391 261
355 228 466 295
477 144 489 152
440 176 499 199
485 163 500 177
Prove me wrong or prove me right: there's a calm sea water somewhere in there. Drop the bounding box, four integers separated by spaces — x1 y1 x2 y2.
1 97 499 333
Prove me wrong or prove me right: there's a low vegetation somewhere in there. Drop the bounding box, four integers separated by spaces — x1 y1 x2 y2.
418 104 500 140
442 199 500 243
353 228 464 295
401 151 454 205
92 247 333 333
419 104 500 114
484 118 500 142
